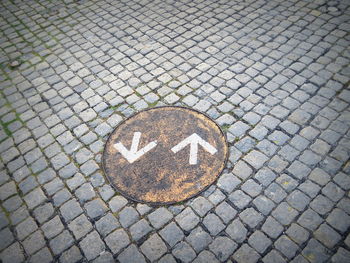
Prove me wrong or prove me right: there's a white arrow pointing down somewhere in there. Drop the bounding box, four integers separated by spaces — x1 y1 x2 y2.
114 132 157 164
171 133 217 165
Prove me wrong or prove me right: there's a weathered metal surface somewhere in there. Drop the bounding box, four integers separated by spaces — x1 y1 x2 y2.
102 106 228 205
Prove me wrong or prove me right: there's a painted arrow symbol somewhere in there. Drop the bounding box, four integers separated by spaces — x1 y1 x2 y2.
114 132 157 164
171 133 217 165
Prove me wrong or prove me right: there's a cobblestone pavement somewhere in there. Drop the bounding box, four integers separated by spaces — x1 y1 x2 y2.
0 0 349 262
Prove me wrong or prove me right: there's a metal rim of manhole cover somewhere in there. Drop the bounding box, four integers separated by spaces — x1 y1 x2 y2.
102 106 228 205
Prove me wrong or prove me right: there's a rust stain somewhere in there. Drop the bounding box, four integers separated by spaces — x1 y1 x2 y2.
102 106 228 205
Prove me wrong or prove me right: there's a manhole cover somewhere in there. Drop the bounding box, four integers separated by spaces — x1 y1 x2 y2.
102 106 228 205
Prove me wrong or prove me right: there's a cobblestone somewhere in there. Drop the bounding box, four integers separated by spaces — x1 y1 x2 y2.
314 223 341 248
326 208 350 233
331 247 350 263
248 230 271 254
1 0 349 261
215 201 237 223
217 173 241 193
148 207 173 229
95 213 119 237
0 228 14 251
79 231 105 260
286 190 311 211
262 216 284 239
23 187 47 210
22 230 45 255
85 199 108 220
105 229 130 254
109 195 128 212
298 209 323 231
175 207 199 231
29 247 53 263
209 236 237 262
0 242 24 263
117 244 146 263
239 208 263 229
140 233 167 261
15 216 38 240
68 214 93 240
172 242 196 263
42 216 64 240
233 244 260 263
49 230 74 255
193 251 219 263
118 206 139 228
203 213 225 236
60 199 83 222
302 239 331 263
59 246 82 263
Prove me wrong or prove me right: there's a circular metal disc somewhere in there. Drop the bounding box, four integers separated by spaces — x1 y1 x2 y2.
102 106 228 205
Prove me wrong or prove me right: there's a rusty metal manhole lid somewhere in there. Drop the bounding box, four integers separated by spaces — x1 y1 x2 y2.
102 106 228 205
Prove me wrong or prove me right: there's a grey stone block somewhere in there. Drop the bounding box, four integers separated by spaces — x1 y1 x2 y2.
286 190 311 211
265 183 287 203
29 247 53 263
160 222 184 247
117 244 146 263
68 214 93 240
59 246 82 263
331 247 350 263
79 231 105 260
15 216 37 240
215 201 237 223
274 235 299 259
226 218 248 243
232 244 260 263
148 207 173 229
22 230 45 255
23 187 47 210
175 207 199 231
75 183 96 203
130 219 152 241
239 208 263 229
33 202 54 224
262 216 284 239
193 250 220 263
41 215 64 239
297 209 323 231
209 236 237 262
203 213 225 235
272 202 298 226
0 242 25 263
0 228 14 251
217 173 241 193
248 230 271 254
49 230 74 255
95 213 120 237
109 195 128 212
118 206 139 228
172 242 196 263
262 250 286 263
326 208 350 233
105 229 130 254
140 233 167 261
229 190 252 209
85 199 108 219
253 196 275 216
190 196 213 217
302 239 331 263
314 223 341 248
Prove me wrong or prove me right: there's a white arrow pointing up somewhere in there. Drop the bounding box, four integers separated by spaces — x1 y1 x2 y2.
171 133 217 165
114 132 157 164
